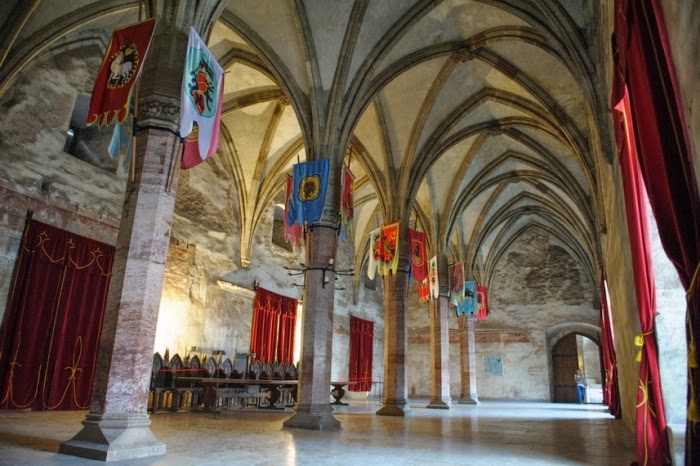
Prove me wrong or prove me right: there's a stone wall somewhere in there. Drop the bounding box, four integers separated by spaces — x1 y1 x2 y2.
155 154 386 384
406 228 597 400
0 43 125 323
599 150 644 429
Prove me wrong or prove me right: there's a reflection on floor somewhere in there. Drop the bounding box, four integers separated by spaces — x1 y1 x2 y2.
0 399 635 465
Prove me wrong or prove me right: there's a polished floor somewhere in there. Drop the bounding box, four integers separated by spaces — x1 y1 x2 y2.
0 399 635 465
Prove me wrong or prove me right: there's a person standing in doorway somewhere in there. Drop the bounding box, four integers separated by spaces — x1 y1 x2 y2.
574 369 586 404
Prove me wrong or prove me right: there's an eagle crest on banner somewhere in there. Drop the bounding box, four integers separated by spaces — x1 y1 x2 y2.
186 58 218 117
299 175 321 202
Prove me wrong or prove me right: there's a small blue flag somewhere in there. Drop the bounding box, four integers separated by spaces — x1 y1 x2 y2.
287 158 330 226
107 110 133 168
457 281 477 316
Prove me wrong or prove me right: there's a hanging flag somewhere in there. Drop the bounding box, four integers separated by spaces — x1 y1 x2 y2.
457 281 477 316
107 100 133 167
284 175 303 248
87 18 156 127
287 158 330 227
367 227 381 280
376 222 400 277
179 27 224 158
338 164 354 250
181 75 224 169
408 229 429 302
449 263 465 308
429 255 439 300
476 285 489 320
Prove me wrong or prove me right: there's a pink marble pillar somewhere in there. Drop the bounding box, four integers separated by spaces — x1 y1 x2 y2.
59 127 179 461
427 293 451 408
376 256 411 416
283 224 340 430
458 314 479 404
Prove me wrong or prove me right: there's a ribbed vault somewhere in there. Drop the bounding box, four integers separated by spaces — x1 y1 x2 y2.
0 0 612 297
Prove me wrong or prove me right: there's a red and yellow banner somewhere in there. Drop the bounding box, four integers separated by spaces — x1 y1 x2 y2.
476 285 489 320
375 222 400 277
87 18 156 127
339 164 354 250
408 228 429 302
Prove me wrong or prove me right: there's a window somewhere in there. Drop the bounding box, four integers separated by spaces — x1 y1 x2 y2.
64 94 117 173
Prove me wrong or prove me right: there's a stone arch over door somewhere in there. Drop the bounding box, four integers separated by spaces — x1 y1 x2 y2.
545 323 601 402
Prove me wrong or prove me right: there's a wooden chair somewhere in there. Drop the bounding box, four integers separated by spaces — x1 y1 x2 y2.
149 352 173 413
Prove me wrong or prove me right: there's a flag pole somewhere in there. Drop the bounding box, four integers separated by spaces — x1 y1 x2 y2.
128 0 145 183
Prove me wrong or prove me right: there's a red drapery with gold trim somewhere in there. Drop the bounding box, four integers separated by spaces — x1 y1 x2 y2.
0 219 113 410
249 287 297 364
348 316 373 391
613 91 671 465
613 0 700 463
600 271 621 419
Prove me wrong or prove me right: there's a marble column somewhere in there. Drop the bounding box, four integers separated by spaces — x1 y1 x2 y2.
377 256 411 416
458 314 479 404
283 224 340 430
60 12 198 461
427 293 451 409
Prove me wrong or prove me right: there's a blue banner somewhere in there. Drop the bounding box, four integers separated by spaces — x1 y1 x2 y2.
287 158 330 227
457 281 477 316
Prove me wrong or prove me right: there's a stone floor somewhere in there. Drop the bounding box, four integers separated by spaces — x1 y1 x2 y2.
0 399 636 465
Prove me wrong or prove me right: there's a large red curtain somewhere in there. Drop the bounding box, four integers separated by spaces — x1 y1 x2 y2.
249 287 297 364
613 1 700 463
600 271 621 419
0 219 113 410
613 90 671 466
348 316 373 391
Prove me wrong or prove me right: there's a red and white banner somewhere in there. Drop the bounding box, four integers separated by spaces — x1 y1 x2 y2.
87 18 156 127
408 228 429 302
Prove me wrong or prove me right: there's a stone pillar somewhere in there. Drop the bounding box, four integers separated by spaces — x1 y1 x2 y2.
377 256 411 416
283 224 340 430
427 294 451 409
59 7 211 459
458 314 479 404
59 125 178 460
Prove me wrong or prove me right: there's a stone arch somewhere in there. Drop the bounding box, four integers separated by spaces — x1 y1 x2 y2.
545 322 601 402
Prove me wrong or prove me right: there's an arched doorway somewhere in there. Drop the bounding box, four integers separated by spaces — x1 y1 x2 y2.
546 323 603 403
551 332 604 403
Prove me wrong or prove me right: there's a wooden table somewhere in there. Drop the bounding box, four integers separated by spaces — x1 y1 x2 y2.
178 377 298 410
330 381 349 405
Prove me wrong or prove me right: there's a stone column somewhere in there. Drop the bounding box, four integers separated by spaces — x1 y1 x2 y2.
458 314 479 404
377 256 411 416
427 293 451 409
59 10 204 460
283 224 340 430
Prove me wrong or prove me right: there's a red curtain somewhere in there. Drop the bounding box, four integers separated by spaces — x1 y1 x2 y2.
612 90 671 465
249 287 297 364
600 271 621 418
0 219 113 410
348 316 373 391
613 0 700 463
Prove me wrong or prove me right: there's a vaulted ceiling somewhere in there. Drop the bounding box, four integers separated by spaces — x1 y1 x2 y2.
0 0 613 291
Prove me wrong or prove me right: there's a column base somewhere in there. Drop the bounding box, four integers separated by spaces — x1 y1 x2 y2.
59 413 165 462
283 403 341 431
458 395 480 405
426 397 451 409
376 398 411 416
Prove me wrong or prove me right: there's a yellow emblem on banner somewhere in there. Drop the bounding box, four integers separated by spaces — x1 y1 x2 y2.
299 175 321 202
